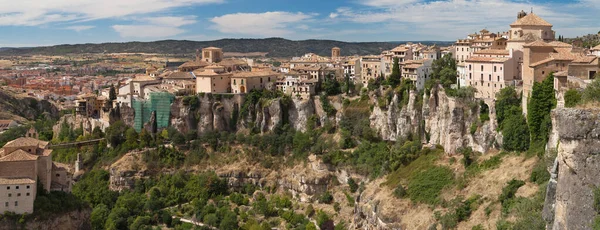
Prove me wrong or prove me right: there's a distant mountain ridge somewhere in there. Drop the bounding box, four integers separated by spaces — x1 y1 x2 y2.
0 38 453 57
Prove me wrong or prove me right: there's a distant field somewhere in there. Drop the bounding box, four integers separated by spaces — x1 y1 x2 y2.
0 60 12 67
224 52 268 57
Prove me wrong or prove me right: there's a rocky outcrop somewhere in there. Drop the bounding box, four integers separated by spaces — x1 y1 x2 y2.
53 114 110 137
543 108 600 230
371 87 499 154
0 90 59 121
423 88 498 154
107 150 151 191
278 155 332 202
0 208 91 230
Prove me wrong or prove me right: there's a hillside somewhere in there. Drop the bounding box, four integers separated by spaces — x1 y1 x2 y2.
0 38 452 57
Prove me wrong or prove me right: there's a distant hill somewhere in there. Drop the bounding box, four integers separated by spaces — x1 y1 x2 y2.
0 38 453 57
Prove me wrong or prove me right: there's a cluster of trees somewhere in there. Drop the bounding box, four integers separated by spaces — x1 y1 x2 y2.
495 87 530 152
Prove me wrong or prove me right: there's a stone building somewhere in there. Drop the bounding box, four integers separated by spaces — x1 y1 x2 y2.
0 130 72 214
231 71 278 94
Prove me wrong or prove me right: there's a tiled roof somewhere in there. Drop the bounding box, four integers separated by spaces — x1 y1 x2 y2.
465 57 510 63
0 177 36 185
165 72 194 79
524 40 553 48
0 149 38 162
3 137 48 149
219 59 249 66
547 41 572 48
473 49 510 55
232 71 279 78
510 13 552 27
391 46 409 52
591 44 600 50
179 60 210 68
554 70 568 77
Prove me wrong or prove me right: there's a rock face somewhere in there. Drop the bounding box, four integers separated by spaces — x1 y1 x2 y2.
371 87 499 154
107 150 151 191
0 90 59 121
0 208 91 230
543 108 600 230
53 114 110 137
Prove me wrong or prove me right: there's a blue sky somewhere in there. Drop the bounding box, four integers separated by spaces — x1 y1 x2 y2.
0 0 597 47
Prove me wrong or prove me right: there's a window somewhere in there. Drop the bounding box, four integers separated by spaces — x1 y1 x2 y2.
481 74 483 80
14 201 17 207
8 194 11 197
26 185 29 189
469 65 471 70
469 73 472 79
542 71 545 75
489 74 491 81
17 193 20 197
6 186 9 190
498 76 500 81
233 80 236 85
481 65 484 71
260 78 263 83
241 80 244 84
4 202 7 207
213 83 215 87
494 66 497 72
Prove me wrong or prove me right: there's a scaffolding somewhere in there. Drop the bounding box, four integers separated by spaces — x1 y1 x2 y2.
132 92 175 132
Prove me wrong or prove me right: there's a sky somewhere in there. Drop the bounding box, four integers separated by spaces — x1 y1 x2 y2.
0 0 598 47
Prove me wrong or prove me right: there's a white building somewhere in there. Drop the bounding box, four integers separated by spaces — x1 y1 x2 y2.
402 59 433 90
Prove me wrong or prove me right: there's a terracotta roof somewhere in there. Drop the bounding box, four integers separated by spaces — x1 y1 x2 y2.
219 59 249 66
53 162 70 171
473 49 510 55
554 70 568 77
165 72 194 79
0 177 36 185
3 137 48 149
510 13 552 27
0 149 38 162
232 71 279 78
179 60 210 68
523 40 553 48
572 56 597 64
193 69 231 77
465 57 510 63
391 46 409 52
547 41 572 48
403 64 423 69
42 149 52 156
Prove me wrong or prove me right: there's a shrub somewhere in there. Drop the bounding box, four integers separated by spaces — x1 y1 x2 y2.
583 77 600 104
348 178 359 193
470 122 478 135
393 184 407 198
479 100 489 122
564 89 582 108
318 191 334 204
408 166 454 205
502 107 530 152
305 204 315 217
530 162 550 185
499 179 525 213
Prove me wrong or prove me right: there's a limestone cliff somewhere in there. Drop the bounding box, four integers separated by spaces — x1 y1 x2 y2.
543 108 600 230
53 114 110 138
371 87 499 154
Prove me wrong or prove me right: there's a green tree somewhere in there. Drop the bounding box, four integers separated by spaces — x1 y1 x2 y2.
495 87 521 129
564 89 582 108
387 57 401 87
582 77 600 104
91 204 110 230
105 121 128 147
109 85 117 102
502 107 530 151
139 128 153 148
527 73 556 151
431 54 457 88
219 211 239 230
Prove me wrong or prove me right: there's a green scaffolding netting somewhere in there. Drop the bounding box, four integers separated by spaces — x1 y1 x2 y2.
133 92 175 132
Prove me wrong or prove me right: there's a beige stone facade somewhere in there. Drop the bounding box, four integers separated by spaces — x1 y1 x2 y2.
194 65 233 94
465 49 518 99
0 131 72 214
231 71 278 94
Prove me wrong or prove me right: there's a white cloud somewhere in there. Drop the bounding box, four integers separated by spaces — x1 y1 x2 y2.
329 13 338 19
358 0 419 7
112 25 185 38
0 0 222 26
332 0 587 40
140 16 197 27
210 11 315 37
65 25 95 32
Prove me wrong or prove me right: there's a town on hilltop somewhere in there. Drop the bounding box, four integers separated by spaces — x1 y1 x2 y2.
0 8 600 230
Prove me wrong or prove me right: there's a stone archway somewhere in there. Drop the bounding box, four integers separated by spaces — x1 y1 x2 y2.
240 86 246 93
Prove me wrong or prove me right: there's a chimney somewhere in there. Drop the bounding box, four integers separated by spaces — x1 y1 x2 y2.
196 49 200 62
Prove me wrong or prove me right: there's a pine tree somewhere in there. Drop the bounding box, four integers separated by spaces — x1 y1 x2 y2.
109 85 117 102
388 57 401 87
